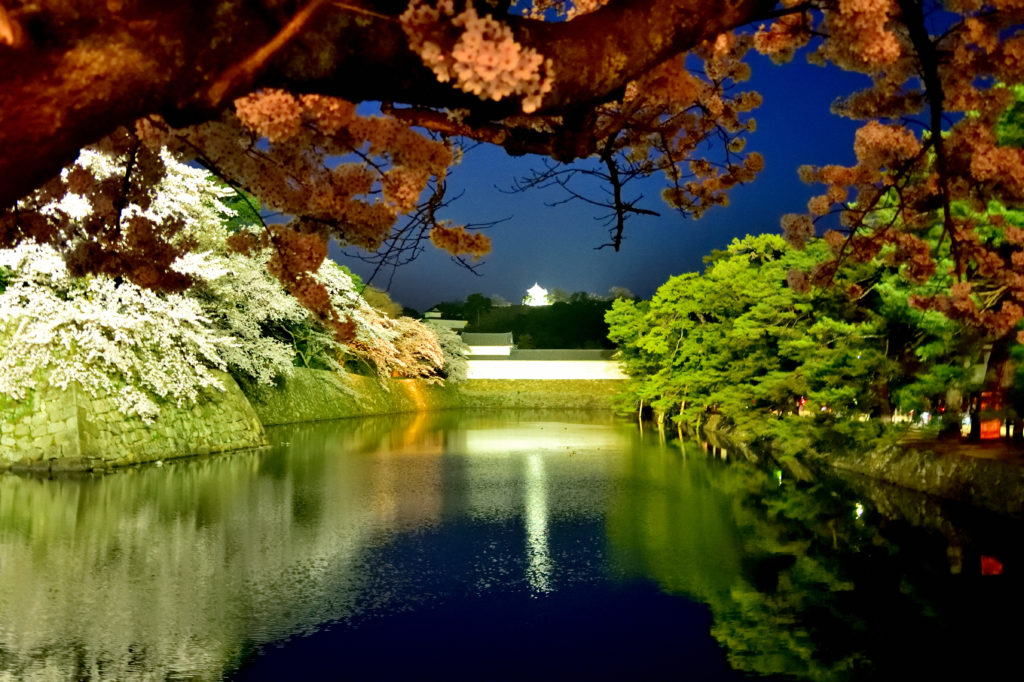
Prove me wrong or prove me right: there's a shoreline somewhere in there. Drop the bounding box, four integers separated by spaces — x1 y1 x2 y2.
0 370 625 473
699 414 1024 519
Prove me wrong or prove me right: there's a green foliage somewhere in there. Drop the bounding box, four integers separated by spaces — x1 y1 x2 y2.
427 290 616 349
216 185 264 233
340 265 365 294
462 293 493 325
606 441 892 681
996 84 1024 148
0 265 12 293
471 294 615 349
607 233 983 454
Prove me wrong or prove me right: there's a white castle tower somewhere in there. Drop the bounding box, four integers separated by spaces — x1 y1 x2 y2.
523 283 550 306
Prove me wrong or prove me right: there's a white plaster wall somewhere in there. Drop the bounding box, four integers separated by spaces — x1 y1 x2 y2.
466 360 628 380
467 345 512 356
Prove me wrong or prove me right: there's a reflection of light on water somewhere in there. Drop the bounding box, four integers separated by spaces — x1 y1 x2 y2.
399 409 429 448
524 452 552 594
460 424 627 455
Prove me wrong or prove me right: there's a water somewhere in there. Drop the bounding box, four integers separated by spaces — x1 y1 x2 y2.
0 410 1021 680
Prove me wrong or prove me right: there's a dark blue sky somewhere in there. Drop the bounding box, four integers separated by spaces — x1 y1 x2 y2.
335 54 872 312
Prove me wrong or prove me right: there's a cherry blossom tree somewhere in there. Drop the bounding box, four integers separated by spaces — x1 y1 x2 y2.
0 242 229 422
0 145 462 419
0 1 1022 333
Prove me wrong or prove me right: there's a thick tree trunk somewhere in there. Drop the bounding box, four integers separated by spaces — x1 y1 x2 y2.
0 0 775 207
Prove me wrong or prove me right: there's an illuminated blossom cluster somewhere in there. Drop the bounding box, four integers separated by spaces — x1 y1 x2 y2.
4 0 1024 346
162 91 452 256
0 242 228 422
754 12 812 63
502 27 765 250
756 1 902 69
401 1 554 113
817 0 902 67
616 33 763 219
389 316 447 382
313 257 450 381
428 222 491 259
0 132 228 292
184 244 312 388
132 90 488 328
234 89 304 143
781 214 816 248
0 149 461 421
759 1 1024 335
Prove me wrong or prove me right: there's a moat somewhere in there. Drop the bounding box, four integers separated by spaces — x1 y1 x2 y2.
0 410 1021 680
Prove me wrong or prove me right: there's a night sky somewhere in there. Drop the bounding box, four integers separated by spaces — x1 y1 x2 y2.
335 53 873 313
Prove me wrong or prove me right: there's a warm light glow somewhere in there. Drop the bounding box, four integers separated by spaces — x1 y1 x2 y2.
981 555 1004 576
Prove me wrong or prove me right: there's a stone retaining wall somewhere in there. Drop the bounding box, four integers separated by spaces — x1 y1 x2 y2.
1 370 624 472
245 371 623 425
0 371 266 473
243 370 462 425
0 384 81 463
825 445 1024 518
456 379 625 409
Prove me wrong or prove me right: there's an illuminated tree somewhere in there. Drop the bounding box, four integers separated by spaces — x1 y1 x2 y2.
607 233 981 446
0 242 228 422
0 147 463 422
362 285 405 318
389 315 448 381
429 324 470 383
0 1 1022 332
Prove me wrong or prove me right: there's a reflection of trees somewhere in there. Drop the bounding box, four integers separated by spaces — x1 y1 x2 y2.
9 413 1010 681
710 464 868 681
0 417 442 681
0 411 629 681
605 438 905 681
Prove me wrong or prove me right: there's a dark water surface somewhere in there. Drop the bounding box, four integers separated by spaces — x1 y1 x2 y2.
1 410 1022 680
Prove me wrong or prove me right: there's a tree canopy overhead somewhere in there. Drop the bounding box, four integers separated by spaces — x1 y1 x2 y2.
1 1 1023 332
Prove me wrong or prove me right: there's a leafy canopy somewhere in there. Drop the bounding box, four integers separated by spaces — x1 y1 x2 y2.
0 1 1022 332
607 232 979 447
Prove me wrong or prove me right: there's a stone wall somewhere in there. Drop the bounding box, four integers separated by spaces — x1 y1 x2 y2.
245 370 623 426
456 379 625 409
824 444 1024 518
244 370 461 426
0 383 81 463
1 369 624 471
0 371 266 473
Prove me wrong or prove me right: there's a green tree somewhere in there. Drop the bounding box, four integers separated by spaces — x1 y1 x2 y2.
462 293 493 326
608 233 982 451
469 292 614 349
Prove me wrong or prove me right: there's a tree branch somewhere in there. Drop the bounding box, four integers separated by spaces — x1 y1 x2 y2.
0 0 778 207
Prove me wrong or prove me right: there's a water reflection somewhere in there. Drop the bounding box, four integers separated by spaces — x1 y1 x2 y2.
0 412 1021 681
523 452 551 593
609 434 1024 681
0 412 634 680
0 424 382 681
